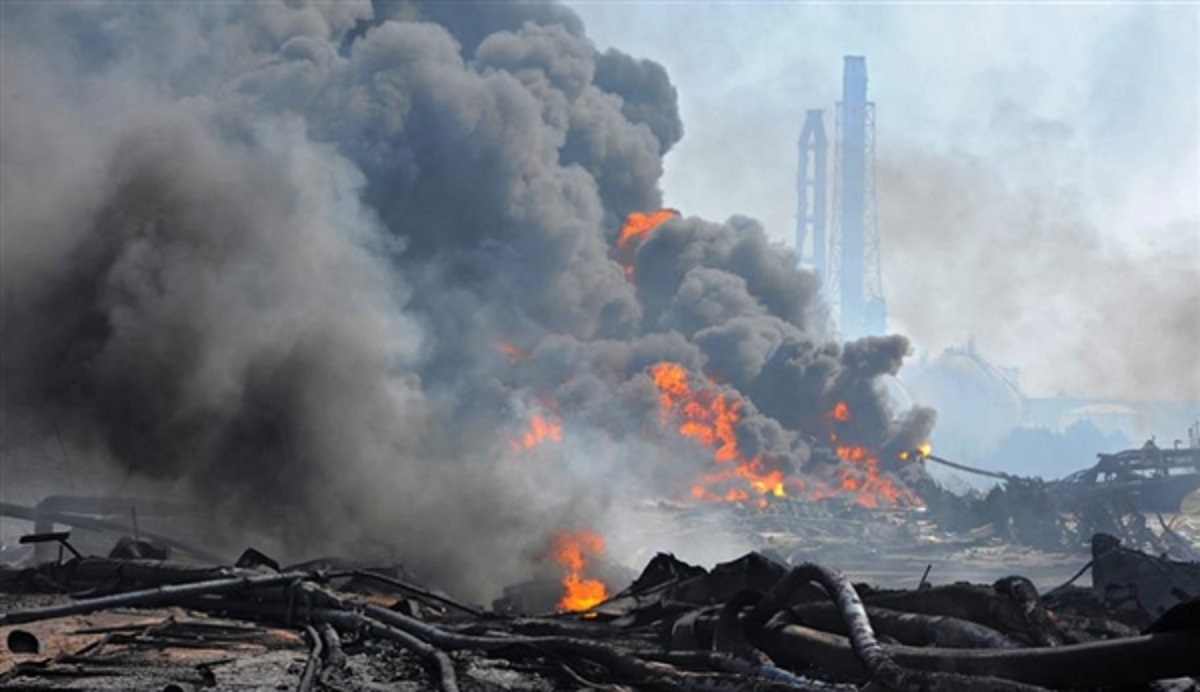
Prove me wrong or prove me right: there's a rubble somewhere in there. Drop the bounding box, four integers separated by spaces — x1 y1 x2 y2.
2 525 1199 691
913 440 1200 559
4 453 1199 692
1089 533 1200 618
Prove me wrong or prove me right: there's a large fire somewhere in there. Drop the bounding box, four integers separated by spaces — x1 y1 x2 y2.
825 399 921 508
832 443 919 508
649 362 788 507
647 364 919 509
614 209 678 278
510 414 563 451
550 530 608 612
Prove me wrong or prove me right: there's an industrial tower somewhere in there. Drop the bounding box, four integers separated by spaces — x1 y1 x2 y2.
797 56 887 340
794 109 828 279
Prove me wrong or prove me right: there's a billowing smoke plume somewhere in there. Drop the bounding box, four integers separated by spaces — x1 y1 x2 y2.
1 1 931 599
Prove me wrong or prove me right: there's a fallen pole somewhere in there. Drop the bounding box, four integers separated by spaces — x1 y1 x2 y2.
357 601 855 691
317 610 460 692
743 564 1045 692
755 622 1200 689
350 569 484 617
787 603 1020 650
297 625 323 692
0 502 225 563
0 570 317 626
921 455 1018 482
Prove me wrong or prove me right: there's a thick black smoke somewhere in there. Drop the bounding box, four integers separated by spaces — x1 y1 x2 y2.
0 1 932 598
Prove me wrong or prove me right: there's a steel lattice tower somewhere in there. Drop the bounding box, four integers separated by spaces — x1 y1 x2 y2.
795 109 829 278
828 55 887 339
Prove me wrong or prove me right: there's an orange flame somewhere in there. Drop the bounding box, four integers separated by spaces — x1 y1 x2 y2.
510 414 563 451
615 209 678 278
648 362 788 503
645 366 919 509
899 442 933 461
823 399 922 508
617 209 678 250
494 340 523 363
832 442 920 508
550 530 608 612
830 401 851 422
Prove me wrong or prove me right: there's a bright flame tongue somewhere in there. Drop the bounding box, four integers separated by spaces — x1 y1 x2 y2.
615 209 677 277
616 209 677 250
649 362 785 503
551 530 608 612
510 414 563 451
898 442 933 461
831 400 851 422
493 340 523 363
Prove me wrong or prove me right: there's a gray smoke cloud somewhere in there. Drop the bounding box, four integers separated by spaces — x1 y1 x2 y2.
1 0 931 599
878 146 1200 401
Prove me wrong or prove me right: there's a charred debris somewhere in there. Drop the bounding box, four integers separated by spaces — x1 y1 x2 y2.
915 439 1200 559
3 443 1200 692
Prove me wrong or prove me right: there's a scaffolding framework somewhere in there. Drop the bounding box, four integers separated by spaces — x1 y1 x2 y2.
862 101 886 335
825 56 887 339
795 109 829 279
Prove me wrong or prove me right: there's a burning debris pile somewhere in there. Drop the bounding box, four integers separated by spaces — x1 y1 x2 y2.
2 529 1199 691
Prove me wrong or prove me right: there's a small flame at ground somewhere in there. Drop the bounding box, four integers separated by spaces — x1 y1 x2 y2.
550 530 608 612
510 414 563 451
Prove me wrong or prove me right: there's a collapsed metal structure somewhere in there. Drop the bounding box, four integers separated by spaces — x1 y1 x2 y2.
916 439 1200 555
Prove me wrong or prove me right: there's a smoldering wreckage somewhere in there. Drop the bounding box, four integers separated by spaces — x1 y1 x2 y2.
2 1 1198 690
4 478 1200 692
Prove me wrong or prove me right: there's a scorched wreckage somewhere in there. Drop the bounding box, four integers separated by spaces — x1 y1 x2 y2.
1 1 1197 690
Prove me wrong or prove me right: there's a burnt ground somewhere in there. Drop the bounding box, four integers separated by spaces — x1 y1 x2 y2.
1 524 1198 691
2 477 1200 691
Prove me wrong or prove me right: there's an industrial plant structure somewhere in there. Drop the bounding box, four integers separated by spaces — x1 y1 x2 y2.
795 59 1198 480
796 56 886 340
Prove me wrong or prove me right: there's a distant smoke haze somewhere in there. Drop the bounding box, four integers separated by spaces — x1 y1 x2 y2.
878 146 1200 401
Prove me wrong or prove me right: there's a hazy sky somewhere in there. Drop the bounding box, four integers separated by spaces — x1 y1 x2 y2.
570 2 1200 399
